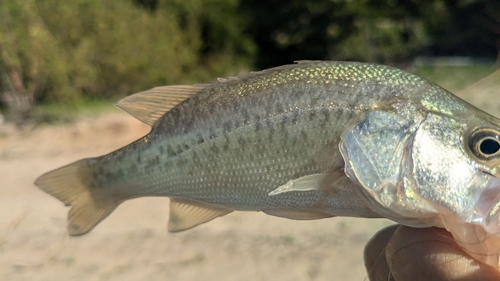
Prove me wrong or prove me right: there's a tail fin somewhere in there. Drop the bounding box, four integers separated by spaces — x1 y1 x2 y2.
35 159 119 235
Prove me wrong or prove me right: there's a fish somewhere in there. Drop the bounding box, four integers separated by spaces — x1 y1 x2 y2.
35 61 500 267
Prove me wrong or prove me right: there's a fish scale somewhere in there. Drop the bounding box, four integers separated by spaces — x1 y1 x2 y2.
36 61 445 228
36 61 500 267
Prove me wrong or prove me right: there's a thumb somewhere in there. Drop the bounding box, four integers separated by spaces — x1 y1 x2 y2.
385 226 500 281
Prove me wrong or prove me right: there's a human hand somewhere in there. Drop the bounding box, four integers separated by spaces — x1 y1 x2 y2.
364 225 500 281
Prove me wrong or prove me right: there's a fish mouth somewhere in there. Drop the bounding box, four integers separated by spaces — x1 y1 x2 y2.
438 176 500 268
472 176 500 230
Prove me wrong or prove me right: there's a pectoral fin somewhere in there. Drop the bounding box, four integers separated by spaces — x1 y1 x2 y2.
268 173 342 196
263 210 333 220
168 198 233 232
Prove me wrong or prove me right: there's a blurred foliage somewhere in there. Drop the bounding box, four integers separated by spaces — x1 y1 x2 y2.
0 0 254 115
0 0 498 121
241 0 500 68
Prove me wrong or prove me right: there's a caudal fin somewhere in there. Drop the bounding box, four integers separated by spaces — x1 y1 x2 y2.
35 159 119 235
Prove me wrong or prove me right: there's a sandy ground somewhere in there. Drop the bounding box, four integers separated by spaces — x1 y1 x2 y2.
0 71 499 281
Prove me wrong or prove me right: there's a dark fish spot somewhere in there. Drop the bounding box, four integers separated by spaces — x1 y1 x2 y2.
209 106 216 115
309 111 317 121
159 146 165 154
279 118 286 129
242 110 250 124
223 121 232 133
255 122 262 132
301 130 308 140
264 104 272 115
275 103 284 113
166 145 177 157
145 155 160 170
232 101 239 112
290 88 302 99
268 127 275 142
209 128 217 139
177 158 187 166
192 151 198 159
116 169 125 178
282 130 289 141
163 161 171 169
176 146 184 155
196 133 205 144
127 164 138 174
211 145 220 154
104 171 113 181
291 111 299 125
322 108 330 122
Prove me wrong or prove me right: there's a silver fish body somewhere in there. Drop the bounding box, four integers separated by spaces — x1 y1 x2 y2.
35 61 500 267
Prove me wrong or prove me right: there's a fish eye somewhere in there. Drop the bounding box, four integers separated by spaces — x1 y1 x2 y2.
469 129 500 160
479 138 500 155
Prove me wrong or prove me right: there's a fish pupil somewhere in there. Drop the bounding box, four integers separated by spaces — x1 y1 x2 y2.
479 138 500 155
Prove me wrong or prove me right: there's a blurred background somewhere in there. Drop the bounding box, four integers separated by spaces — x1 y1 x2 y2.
0 1 499 281
0 0 499 124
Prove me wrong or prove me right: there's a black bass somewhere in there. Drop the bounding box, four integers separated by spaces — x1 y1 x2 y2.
35 61 500 267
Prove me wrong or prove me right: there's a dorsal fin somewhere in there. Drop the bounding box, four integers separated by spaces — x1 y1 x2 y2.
167 198 233 232
116 84 210 126
294 60 322 64
217 61 320 83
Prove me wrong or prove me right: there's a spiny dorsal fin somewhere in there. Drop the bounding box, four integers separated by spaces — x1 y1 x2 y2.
116 84 210 126
168 198 233 232
217 62 321 83
294 60 322 64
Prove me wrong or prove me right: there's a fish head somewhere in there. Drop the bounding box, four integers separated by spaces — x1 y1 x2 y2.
340 102 500 266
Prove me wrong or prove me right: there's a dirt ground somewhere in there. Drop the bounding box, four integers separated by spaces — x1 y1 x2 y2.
0 72 499 281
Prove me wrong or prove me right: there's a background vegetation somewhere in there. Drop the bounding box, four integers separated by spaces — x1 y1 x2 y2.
0 0 499 122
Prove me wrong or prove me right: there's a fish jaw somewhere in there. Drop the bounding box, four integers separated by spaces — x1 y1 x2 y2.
340 106 500 267
445 177 500 267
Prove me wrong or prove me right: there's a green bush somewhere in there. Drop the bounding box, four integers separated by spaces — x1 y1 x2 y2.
0 0 255 112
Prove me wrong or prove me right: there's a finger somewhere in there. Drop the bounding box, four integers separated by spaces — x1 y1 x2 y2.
364 224 399 281
385 226 500 281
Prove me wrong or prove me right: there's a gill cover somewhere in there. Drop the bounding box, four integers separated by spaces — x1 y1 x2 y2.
340 109 500 266
339 109 486 222
339 109 434 222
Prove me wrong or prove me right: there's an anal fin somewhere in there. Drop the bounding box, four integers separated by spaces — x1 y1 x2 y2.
168 198 233 232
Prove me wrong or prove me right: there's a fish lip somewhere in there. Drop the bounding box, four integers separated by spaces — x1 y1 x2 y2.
471 176 500 230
